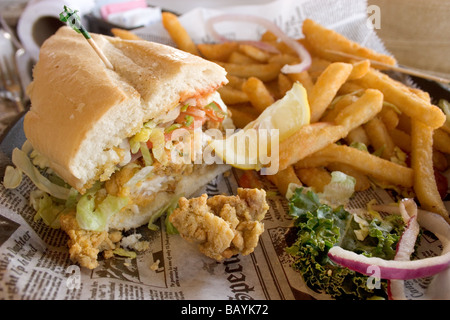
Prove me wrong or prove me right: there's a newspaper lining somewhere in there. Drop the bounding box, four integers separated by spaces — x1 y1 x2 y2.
0 0 448 300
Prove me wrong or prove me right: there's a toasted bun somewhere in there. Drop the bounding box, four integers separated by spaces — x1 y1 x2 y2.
108 164 230 231
24 27 227 193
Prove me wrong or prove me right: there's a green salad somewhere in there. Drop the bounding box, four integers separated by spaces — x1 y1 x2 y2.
286 187 406 300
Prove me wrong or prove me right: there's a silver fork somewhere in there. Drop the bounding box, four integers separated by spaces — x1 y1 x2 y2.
0 55 24 113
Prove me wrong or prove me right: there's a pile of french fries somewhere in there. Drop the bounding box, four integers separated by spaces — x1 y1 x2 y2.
112 13 450 224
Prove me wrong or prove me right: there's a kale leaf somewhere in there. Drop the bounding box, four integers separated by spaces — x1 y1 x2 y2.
286 187 405 300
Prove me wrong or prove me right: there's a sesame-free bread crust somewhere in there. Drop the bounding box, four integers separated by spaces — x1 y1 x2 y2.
24 27 227 193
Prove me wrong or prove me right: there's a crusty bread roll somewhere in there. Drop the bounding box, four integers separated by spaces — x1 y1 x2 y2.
24 26 227 193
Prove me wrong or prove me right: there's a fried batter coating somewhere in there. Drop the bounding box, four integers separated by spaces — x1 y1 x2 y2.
169 188 269 261
60 212 122 269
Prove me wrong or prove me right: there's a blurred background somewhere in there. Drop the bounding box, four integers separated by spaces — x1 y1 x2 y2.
0 0 449 135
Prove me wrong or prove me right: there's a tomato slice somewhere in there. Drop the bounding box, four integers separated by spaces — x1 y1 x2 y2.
204 108 223 122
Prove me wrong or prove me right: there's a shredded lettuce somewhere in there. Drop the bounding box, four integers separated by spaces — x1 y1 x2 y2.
181 104 189 112
144 120 156 129
164 200 180 235
129 127 152 154
390 146 407 166
286 187 406 300
140 142 153 166
318 171 355 208
31 187 79 230
148 195 181 234
165 123 182 133
33 192 65 229
349 141 368 152
30 149 50 169
11 148 71 200
382 101 401 114
76 185 128 231
113 247 137 259
286 171 356 208
65 188 80 209
21 140 34 155
184 115 194 127
149 128 167 165
286 183 302 200
438 99 450 132
3 166 23 189
124 165 153 188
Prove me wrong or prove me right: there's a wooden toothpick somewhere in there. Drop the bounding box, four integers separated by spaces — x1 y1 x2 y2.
325 49 449 85
59 6 114 70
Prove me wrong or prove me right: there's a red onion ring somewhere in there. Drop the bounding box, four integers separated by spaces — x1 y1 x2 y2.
205 14 312 73
238 40 280 54
396 199 421 261
388 199 420 300
328 245 450 280
328 201 450 299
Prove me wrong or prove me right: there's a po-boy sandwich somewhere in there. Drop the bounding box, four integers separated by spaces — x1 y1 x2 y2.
6 26 235 269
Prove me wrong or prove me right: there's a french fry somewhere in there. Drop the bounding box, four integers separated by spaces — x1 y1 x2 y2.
409 87 431 103
309 57 332 74
433 150 448 172
345 126 370 146
238 44 272 62
320 94 358 123
268 53 300 66
397 112 411 134
228 51 261 64
378 104 399 131
338 81 365 95
354 68 446 129
297 38 314 54
333 89 384 131
217 86 249 105
302 18 397 66
262 79 280 100
261 30 277 42
161 12 200 55
280 89 383 171
242 77 275 113
228 105 259 129
326 163 371 191
348 60 371 80
387 128 411 153
217 62 282 82
295 144 414 188
287 71 314 96
226 74 246 90
197 42 239 61
309 62 353 122
363 116 396 160
294 167 331 193
433 128 450 154
308 56 331 81
111 28 142 40
271 40 297 56
277 73 293 98
279 123 348 171
166 17 449 226
410 119 449 223
267 165 302 196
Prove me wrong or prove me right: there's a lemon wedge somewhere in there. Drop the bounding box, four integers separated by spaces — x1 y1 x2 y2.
244 82 310 141
211 82 310 170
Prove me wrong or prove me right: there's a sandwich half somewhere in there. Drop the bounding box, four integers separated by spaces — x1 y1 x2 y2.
12 26 233 268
